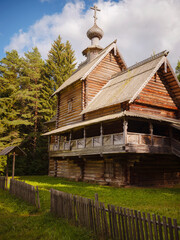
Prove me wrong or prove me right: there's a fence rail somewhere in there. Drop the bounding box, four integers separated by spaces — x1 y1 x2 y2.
10 179 40 208
50 189 180 240
0 176 5 190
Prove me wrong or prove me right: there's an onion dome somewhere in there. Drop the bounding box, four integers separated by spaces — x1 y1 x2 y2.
87 23 104 41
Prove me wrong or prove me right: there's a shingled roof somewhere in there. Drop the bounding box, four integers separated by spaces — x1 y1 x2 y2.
81 50 171 114
43 110 180 136
52 40 127 96
0 146 26 156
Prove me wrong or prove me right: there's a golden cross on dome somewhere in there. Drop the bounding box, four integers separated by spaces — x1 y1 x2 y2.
90 5 100 24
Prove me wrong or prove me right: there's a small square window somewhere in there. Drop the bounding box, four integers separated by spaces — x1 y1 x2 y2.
68 99 73 113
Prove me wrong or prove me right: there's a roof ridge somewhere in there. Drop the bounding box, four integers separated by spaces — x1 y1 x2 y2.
51 40 118 97
112 50 169 79
87 39 117 64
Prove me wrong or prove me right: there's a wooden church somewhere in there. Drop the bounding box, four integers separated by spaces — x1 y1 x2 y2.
44 5 180 186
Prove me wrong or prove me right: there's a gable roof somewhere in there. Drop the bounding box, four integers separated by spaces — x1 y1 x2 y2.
81 50 179 114
0 146 26 156
52 40 127 96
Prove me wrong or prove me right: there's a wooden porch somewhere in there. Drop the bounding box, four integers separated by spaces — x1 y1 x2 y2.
48 118 180 158
49 132 176 157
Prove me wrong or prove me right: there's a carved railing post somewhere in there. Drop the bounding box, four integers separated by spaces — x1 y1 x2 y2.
84 128 86 148
150 122 153 145
69 132 72 150
100 123 103 146
123 119 128 147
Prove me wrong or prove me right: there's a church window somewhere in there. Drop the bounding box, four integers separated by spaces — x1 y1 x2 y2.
68 99 73 113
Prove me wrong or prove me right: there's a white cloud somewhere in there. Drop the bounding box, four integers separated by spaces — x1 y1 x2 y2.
5 0 180 69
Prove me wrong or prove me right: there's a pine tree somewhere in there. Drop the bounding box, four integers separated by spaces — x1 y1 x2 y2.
176 60 180 82
0 37 76 175
46 35 76 90
18 47 54 174
0 50 30 149
0 48 54 175
18 48 54 149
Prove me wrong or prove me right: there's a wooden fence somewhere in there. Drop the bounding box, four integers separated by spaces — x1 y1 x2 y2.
0 176 5 190
10 179 40 208
50 189 180 240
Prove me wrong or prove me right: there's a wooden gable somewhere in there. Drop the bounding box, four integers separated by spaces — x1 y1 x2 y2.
85 50 123 105
56 44 126 127
130 62 180 119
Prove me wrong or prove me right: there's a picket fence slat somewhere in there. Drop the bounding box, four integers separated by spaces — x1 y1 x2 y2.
174 219 179 240
9 179 40 208
50 190 180 240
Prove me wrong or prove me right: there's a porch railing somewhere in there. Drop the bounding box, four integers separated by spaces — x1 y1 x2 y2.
50 132 170 152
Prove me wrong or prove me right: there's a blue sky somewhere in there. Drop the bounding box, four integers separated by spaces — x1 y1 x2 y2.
1 0 180 69
0 0 73 59
0 0 103 58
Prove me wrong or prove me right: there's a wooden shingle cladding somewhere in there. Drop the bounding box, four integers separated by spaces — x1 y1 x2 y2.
57 81 82 127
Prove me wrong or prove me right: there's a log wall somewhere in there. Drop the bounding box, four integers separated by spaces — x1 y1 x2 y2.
86 51 122 104
56 159 82 180
85 103 122 120
131 72 179 118
49 158 55 177
131 155 180 186
49 154 180 186
57 81 82 127
130 103 177 118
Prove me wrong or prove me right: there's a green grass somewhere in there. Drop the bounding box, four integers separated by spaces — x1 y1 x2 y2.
0 175 180 239
0 188 93 240
17 175 180 224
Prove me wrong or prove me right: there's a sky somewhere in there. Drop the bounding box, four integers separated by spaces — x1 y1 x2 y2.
1 0 180 70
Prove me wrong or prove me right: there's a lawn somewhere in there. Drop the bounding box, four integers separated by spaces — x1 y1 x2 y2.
0 186 92 240
18 175 180 224
0 175 179 240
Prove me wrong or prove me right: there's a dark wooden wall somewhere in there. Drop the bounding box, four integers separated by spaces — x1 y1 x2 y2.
49 154 180 186
131 155 180 186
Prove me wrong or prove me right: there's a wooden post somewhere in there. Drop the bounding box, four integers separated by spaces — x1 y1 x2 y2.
36 186 41 209
169 126 173 150
63 136 66 150
84 128 86 148
12 152 16 179
48 136 50 151
69 131 72 150
150 122 153 145
5 155 8 189
95 193 98 203
100 123 103 146
123 119 128 146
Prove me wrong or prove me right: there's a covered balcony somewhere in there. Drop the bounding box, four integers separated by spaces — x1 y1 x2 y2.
47 114 180 158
